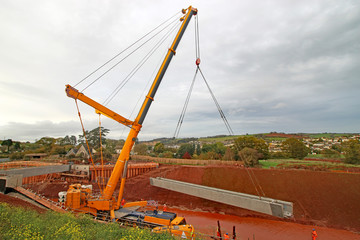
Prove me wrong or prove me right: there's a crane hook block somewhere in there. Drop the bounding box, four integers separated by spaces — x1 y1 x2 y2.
196 58 201 66
182 9 187 14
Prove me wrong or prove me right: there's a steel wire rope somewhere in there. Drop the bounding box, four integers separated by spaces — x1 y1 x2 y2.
103 21 182 106
99 114 104 190
198 67 234 135
173 67 198 138
74 11 181 88
74 100 103 193
174 15 201 138
80 16 182 92
117 27 180 140
174 14 234 138
244 166 262 198
250 166 266 197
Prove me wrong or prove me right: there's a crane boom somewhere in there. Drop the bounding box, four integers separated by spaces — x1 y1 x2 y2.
103 6 198 201
65 84 134 126
65 6 198 209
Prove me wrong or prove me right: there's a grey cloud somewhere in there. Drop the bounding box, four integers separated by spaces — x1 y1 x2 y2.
0 0 359 142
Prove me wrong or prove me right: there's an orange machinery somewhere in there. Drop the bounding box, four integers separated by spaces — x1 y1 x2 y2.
64 6 197 238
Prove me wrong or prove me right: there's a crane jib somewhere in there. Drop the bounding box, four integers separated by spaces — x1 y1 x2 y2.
137 7 197 125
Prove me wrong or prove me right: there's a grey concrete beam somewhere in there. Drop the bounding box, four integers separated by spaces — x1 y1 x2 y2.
0 175 23 192
150 177 293 218
0 165 70 178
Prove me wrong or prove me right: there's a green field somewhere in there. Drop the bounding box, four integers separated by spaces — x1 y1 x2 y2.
259 159 360 170
198 135 241 142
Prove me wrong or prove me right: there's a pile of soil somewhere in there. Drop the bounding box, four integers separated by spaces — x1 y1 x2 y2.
123 165 360 232
0 193 47 214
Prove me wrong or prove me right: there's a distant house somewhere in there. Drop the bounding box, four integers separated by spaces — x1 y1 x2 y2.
115 146 123 154
24 153 48 160
66 145 94 159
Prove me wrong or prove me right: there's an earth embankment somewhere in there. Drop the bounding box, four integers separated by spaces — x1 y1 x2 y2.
123 165 360 231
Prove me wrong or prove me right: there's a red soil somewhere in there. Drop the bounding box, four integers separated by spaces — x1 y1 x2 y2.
265 133 305 138
123 165 360 232
0 193 47 214
6 164 360 238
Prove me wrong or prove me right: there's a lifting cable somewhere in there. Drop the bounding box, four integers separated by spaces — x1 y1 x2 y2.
75 100 103 193
174 14 234 137
80 16 181 93
245 166 262 198
174 67 198 138
244 166 266 198
103 20 182 106
98 114 104 188
198 68 234 135
118 30 178 139
250 167 266 197
74 11 181 89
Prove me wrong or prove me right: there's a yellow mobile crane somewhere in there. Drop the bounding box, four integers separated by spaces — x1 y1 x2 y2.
64 6 197 238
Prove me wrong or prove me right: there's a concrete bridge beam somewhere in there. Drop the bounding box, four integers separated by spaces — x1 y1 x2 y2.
150 177 293 218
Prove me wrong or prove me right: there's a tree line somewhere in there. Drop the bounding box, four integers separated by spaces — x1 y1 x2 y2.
0 127 124 161
1 129 359 165
134 136 360 166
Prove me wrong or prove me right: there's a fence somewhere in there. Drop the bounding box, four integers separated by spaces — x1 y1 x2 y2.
131 155 243 165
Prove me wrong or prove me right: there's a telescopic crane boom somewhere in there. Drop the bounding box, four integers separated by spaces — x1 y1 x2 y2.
65 6 198 221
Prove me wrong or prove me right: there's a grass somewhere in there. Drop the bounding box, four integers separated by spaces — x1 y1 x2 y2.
307 133 356 138
198 135 241 142
259 159 294 169
0 203 174 240
259 159 360 170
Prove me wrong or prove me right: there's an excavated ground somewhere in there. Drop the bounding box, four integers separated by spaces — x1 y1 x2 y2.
4 164 360 238
122 165 360 232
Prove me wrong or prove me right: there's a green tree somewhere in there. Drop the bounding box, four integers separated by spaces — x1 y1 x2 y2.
322 148 340 159
78 127 109 149
281 138 309 159
234 136 269 159
201 142 226 156
14 142 21 150
69 135 77 145
36 137 55 152
176 143 195 158
60 135 71 145
222 147 235 161
1 139 13 152
134 143 148 155
9 152 25 160
238 147 260 167
154 143 165 154
342 140 360 164
195 144 201 155
50 146 67 155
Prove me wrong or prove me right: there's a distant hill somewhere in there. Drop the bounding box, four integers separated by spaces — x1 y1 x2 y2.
137 132 359 145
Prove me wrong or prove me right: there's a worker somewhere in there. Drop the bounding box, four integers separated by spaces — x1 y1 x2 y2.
163 204 167 212
121 198 126 207
312 228 318 240
154 204 158 215
224 232 230 240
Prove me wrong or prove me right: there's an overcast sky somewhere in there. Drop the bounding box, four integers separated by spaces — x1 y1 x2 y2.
1 0 359 142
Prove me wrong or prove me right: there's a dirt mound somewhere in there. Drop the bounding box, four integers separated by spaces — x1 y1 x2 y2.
0 192 47 214
123 164 360 232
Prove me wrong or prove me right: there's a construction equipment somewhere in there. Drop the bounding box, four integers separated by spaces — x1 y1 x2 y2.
63 6 197 238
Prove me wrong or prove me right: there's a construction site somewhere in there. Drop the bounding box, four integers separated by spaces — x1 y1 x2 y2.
0 159 359 239
1 4 360 240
